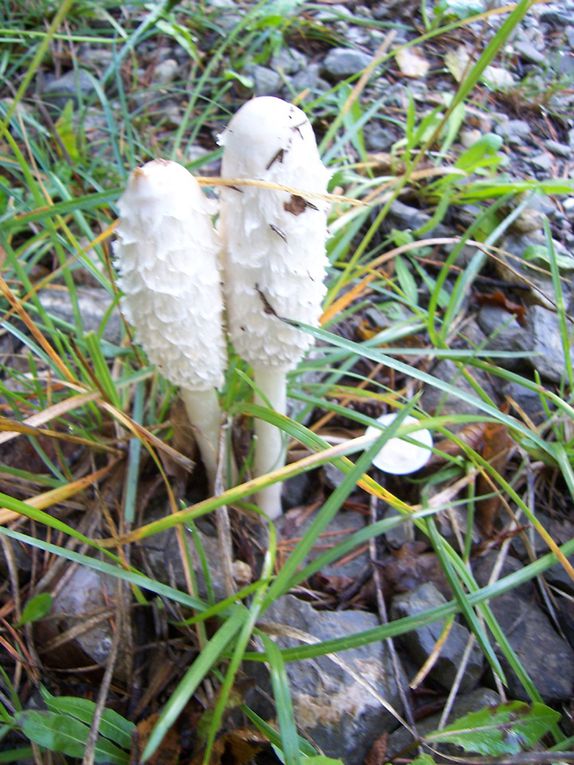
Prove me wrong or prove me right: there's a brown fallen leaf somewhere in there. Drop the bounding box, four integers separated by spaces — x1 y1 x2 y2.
191 727 267 765
132 713 181 765
476 422 514 536
475 288 526 325
365 731 389 765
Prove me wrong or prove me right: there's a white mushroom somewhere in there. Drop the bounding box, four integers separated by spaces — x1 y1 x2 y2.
114 159 227 486
364 413 433 474
219 97 330 519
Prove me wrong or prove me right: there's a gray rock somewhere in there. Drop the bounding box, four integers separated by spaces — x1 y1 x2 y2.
486 590 574 701
291 64 330 94
43 69 95 108
421 359 497 419
472 551 574 700
477 306 528 368
541 8 572 24
322 48 372 80
391 583 483 693
45 566 131 680
77 46 115 70
278 508 368 581
154 58 179 85
477 303 574 383
253 595 405 765
530 153 553 171
271 47 307 75
251 65 282 96
544 139 571 157
502 381 548 424
528 304 574 383
388 200 432 232
140 523 230 601
513 40 546 65
386 688 501 759
38 287 122 346
496 234 572 310
364 121 397 152
495 119 532 144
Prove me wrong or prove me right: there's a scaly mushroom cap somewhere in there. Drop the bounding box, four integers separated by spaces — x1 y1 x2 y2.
114 159 227 390
219 97 330 370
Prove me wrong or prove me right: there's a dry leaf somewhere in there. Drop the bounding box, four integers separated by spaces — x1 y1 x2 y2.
475 289 526 325
476 423 514 536
445 45 472 82
191 728 266 765
132 714 181 765
396 47 430 78
365 732 389 765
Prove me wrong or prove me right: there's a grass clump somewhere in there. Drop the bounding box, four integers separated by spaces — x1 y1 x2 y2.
0 1 573 763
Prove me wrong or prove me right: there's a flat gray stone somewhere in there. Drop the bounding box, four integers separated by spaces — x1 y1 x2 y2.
322 47 372 80
495 119 532 144
391 582 484 693
252 595 405 765
514 40 546 65
528 304 574 383
477 306 529 368
544 139 571 157
271 47 307 75
43 69 95 108
38 287 121 346
251 65 282 96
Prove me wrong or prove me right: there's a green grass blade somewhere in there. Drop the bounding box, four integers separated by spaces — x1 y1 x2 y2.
142 607 247 761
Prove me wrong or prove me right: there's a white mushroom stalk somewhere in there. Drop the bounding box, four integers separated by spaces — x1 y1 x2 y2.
114 159 227 487
219 97 330 519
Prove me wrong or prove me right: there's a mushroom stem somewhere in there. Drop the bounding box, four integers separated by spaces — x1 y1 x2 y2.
253 365 288 520
180 388 223 489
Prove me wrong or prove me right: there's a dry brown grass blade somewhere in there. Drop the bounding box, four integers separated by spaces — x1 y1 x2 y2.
0 274 76 383
0 416 120 453
110 434 412 546
0 460 120 524
0 391 100 445
197 176 364 206
409 616 454 690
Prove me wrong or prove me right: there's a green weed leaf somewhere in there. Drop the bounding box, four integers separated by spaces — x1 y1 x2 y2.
424 701 560 755
18 710 129 764
17 593 52 626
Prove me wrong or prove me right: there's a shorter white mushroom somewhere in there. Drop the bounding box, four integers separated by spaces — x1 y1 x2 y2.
219 96 330 519
114 159 227 487
364 413 433 474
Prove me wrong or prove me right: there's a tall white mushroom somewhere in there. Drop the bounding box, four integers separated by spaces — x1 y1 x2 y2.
219 97 330 519
114 159 227 487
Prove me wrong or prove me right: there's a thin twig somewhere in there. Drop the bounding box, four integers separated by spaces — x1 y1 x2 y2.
82 584 123 765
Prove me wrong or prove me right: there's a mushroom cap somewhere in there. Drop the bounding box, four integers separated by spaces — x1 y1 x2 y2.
219 97 330 369
364 414 433 475
114 159 227 390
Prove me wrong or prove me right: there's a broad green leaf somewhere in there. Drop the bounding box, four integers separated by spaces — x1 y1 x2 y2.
304 758 344 765
424 701 560 755
395 255 419 305
18 710 129 764
54 100 79 161
17 593 52 626
41 690 135 749
454 133 503 172
523 244 574 271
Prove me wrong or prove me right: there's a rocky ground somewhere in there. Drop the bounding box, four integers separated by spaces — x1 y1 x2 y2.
1 0 574 762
